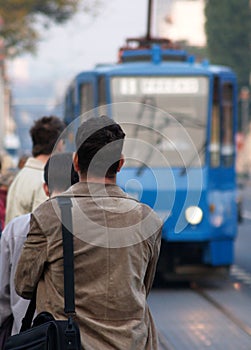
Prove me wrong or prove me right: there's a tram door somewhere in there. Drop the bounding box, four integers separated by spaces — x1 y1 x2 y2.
208 74 237 251
210 75 236 180
64 74 96 150
78 75 96 119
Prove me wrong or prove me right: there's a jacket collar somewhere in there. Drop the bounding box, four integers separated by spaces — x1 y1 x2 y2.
60 181 137 201
25 157 45 170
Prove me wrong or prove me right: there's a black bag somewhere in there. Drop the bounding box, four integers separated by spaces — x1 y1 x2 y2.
5 197 82 350
4 314 80 350
0 314 13 349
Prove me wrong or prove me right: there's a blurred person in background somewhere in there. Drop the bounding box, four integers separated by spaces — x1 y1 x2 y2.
0 152 15 174
5 116 65 224
0 172 16 236
0 152 79 335
0 155 15 235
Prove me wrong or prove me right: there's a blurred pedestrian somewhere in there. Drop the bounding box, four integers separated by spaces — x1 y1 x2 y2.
0 171 16 236
0 152 15 174
5 116 65 224
0 152 79 335
15 115 162 350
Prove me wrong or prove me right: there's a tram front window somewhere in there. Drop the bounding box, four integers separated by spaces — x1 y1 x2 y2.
110 76 208 168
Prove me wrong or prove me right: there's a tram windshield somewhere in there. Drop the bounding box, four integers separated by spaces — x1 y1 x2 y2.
110 76 208 168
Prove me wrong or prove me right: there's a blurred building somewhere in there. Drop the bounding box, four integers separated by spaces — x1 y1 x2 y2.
154 0 206 46
0 18 20 167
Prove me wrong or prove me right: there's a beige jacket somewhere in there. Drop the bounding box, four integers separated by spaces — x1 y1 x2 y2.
5 157 48 224
15 182 162 349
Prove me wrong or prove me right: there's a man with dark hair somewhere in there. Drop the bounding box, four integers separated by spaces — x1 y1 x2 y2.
30 116 66 158
75 116 125 178
15 115 162 349
5 116 65 224
43 152 79 195
0 152 78 335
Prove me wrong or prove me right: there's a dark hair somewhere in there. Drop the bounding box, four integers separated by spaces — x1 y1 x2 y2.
44 152 79 193
76 116 125 178
30 116 65 157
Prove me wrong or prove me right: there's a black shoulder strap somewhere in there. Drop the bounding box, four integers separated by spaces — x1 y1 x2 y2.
20 290 36 331
57 196 75 314
20 197 75 332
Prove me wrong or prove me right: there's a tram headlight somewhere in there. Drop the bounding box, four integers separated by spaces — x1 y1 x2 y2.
185 206 203 225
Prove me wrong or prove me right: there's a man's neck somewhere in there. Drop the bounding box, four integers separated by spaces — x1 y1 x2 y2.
79 174 116 185
35 154 51 164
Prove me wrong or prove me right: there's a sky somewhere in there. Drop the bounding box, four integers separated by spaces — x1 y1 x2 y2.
5 0 149 152
7 0 206 99
7 0 148 98
4 0 206 153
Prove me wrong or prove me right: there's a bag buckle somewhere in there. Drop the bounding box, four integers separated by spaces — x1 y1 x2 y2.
64 316 79 349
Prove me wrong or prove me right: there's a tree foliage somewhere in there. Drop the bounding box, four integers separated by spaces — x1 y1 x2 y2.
205 0 251 89
0 0 100 57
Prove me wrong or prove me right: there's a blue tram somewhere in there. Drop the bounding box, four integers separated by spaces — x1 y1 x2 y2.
63 38 238 278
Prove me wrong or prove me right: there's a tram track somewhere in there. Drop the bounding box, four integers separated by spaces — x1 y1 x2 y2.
191 282 251 338
153 277 251 349
157 330 175 350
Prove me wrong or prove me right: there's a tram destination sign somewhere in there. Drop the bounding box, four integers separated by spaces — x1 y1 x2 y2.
113 77 202 95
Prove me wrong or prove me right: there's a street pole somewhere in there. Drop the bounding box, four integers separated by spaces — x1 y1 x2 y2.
146 0 153 40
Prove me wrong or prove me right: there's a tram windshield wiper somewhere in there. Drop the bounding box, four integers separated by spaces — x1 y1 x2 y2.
134 97 160 177
168 112 205 129
136 134 163 177
180 141 206 176
134 109 205 177
133 96 157 139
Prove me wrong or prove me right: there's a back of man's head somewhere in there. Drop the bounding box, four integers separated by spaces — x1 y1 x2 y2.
44 152 79 194
30 116 65 157
75 115 125 178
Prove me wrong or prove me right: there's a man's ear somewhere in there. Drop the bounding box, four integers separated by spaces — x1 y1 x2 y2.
43 183 50 197
117 154 125 173
73 152 80 172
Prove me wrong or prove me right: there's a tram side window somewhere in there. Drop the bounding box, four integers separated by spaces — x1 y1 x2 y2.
98 76 106 106
80 83 94 115
65 88 75 122
97 76 107 115
210 78 220 167
222 83 234 167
